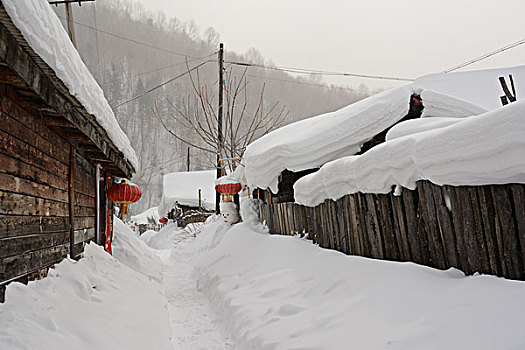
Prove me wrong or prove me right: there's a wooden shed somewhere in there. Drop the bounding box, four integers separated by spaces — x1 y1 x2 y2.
0 3 135 301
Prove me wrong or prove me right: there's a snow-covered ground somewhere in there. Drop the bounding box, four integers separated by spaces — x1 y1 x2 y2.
2 209 525 349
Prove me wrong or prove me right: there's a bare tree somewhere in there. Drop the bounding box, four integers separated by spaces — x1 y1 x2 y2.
153 65 289 173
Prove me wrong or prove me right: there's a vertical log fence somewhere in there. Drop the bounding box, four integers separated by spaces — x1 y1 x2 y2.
259 181 525 281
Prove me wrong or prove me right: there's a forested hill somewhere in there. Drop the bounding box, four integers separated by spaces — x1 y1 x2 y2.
54 0 371 213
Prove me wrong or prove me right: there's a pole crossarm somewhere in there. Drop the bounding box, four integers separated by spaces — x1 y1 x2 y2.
49 0 95 5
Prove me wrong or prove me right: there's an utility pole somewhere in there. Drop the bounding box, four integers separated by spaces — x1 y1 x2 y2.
216 43 224 214
65 3 77 47
49 1 97 47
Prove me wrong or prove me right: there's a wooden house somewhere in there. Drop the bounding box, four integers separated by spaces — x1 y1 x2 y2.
0 2 136 301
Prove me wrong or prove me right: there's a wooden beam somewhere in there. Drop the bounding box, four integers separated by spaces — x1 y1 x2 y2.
68 145 75 258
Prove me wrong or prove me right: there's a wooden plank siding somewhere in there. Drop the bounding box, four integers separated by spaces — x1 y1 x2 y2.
0 91 97 300
258 181 525 281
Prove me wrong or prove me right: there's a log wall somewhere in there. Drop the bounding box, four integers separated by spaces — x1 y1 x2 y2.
0 92 96 301
259 181 525 281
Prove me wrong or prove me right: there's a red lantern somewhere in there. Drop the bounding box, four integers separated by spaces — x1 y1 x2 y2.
215 179 242 203
108 181 142 215
159 217 168 224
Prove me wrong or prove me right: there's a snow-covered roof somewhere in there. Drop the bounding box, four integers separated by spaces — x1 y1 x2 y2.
159 170 216 215
413 65 525 111
2 0 138 170
295 98 525 206
244 86 414 192
130 206 160 225
243 65 525 192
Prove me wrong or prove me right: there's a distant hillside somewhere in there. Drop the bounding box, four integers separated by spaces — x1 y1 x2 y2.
54 0 370 213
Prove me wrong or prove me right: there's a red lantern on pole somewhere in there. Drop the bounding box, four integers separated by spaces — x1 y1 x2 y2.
108 181 141 216
215 178 242 203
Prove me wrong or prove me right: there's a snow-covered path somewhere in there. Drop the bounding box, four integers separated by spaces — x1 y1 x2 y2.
159 248 234 349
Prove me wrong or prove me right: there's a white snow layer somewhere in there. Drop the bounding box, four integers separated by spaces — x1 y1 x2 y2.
413 65 525 110
191 221 525 349
243 65 524 192
2 0 138 169
295 98 525 207
159 169 216 216
244 86 413 192
0 217 171 350
130 206 160 225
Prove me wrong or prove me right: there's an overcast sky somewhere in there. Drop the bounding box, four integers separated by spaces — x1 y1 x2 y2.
135 0 525 91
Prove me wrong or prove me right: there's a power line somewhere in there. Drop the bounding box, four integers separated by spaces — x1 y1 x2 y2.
57 15 202 58
245 73 382 94
225 60 414 82
444 37 525 73
101 53 217 85
112 60 212 109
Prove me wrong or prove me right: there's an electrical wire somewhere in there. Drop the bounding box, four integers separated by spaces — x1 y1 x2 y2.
112 60 212 109
225 60 414 82
57 15 204 58
101 52 217 85
444 37 525 73
245 73 382 94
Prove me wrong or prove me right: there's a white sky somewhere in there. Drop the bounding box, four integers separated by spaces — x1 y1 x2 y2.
135 0 525 91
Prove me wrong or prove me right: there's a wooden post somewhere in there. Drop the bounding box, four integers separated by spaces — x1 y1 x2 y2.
68 144 75 258
215 43 224 214
198 189 202 211
187 147 190 171
65 3 77 48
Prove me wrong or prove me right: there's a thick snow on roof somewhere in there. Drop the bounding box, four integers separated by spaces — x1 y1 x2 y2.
244 86 413 192
159 170 216 215
413 65 525 110
243 65 524 192
295 98 525 207
2 0 138 170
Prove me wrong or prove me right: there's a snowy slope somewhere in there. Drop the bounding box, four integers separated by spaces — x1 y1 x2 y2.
295 98 525 206
189 221 525 349
2 0 138 169
158 170 216 216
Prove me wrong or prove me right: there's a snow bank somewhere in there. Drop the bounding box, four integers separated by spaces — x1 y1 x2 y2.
244 86 413 192
112 216 163 282
158 169 216 216
130 206 160 225
140 223 197 250
0 243 171 350
191 222 525 349
2 0 138 169
295 99 525 206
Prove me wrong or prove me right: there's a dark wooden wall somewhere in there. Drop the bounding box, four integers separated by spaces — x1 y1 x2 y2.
0 90 96 301
259 181 525 281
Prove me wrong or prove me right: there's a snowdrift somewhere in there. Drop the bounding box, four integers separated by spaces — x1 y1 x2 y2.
0 217 171 350
191 221 525 350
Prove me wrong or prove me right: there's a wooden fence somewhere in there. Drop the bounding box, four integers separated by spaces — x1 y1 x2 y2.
259 181 525 280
